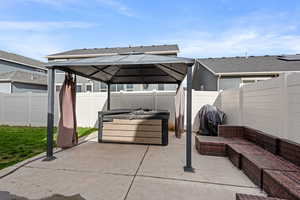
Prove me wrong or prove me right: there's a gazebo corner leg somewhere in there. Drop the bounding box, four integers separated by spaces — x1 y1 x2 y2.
43 67 56 161
107 83 111 111
184 64 194 172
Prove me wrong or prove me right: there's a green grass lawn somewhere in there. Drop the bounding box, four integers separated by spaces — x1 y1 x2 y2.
0 126 97 170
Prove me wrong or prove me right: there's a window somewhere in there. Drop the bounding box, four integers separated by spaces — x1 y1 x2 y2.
111 84 117 92
158 84 164 91
109 84 124 92
100 83 107 92
55 70 65 74
143 84 149 90
126 84 133 91
76 84 82 93
117 84 124 92
241 77 271 86
86 84 93 92
242 80 256 84
55 84 62 92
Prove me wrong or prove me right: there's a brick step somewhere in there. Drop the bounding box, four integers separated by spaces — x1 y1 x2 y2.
196 125 300 200
263 170 300 200
241 154 299 188
195 135 251 157
236 193 286 200
227 144 299 188
227 144 267 169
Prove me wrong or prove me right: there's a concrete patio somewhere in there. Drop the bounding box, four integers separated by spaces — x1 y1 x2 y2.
0 132 265 200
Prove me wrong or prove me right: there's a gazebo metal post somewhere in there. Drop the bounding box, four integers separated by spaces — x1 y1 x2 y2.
44 67 56 161
107 83 111 110
184 63 194 172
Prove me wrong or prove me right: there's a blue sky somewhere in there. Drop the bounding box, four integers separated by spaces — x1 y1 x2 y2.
0 0 299 61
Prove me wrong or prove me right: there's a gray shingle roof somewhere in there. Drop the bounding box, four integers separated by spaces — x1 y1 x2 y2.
0 50 46 70
278 54 300 61
47 44 179 58
197 55 300 74
0 71 47 85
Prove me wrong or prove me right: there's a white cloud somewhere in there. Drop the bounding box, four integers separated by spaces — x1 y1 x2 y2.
175 31 300 58
22 0 135 17
0 33 65 61
0 20 97 60
96 0 134 17
23 0 75 7
0 21 96 31
161 12 300 58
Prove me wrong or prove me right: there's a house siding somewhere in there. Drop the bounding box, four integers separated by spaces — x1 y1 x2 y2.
0 82 11 93
193 63 279 91
55 71 178 92
219 77 242 90
192 64 217 91
11 83 47 93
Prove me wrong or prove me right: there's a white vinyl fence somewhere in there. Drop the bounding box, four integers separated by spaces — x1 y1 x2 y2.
0 90 220 129
2 73 300 143
220 72 300 143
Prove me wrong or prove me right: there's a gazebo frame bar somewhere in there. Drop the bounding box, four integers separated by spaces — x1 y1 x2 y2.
184 66 193 171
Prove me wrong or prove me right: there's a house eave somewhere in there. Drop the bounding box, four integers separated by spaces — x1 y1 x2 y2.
0 58 47 71
0 79 46 86
215 71 296 77
11 81 47 86
0 79 11 83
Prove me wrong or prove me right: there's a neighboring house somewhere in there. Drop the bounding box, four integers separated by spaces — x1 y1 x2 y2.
0 71 47 93
193 54 300 91
0 50 47 93
46 44 180 93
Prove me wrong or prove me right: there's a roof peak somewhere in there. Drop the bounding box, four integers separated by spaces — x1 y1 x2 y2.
47 44 179 58
70 44 178 51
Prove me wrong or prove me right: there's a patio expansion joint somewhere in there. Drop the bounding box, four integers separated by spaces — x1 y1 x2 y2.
123 145 150 200
135 174 259 189
22 165 110 175
23 165 138 177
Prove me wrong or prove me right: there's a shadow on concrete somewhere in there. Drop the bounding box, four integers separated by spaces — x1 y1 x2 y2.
0 191 86 200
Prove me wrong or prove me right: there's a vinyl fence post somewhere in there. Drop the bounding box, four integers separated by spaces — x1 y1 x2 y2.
281 73 289 139
0 94 4 124
239 86 244 126
28 92 32 126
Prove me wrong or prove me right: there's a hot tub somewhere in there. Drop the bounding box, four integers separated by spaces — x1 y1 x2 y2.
98 109 169 145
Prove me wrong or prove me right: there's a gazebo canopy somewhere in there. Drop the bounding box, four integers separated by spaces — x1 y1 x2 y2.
47 54 195 84
45 53 195 172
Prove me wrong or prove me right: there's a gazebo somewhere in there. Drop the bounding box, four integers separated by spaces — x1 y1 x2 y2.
46 53 196 172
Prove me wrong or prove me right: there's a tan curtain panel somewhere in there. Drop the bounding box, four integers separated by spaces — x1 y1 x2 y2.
57 73 78 148
175 84 185 138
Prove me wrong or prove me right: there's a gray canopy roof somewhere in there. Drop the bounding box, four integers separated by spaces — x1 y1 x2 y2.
47 54 194 84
